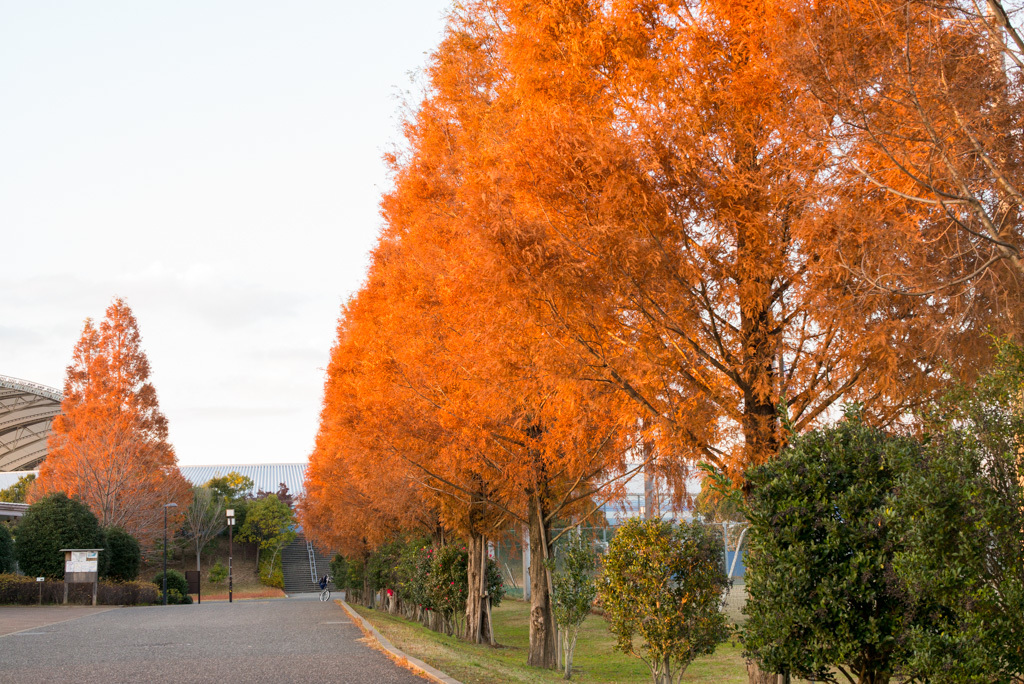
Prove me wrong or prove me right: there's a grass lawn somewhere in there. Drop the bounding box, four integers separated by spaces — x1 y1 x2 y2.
352 599 751 684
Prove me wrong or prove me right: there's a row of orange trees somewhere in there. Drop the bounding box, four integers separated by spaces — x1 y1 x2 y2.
299 0 1024 670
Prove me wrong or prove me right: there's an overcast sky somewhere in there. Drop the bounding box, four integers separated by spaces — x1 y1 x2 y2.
1 1 452 466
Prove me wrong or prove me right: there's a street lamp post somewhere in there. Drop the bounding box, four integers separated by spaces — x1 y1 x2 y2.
163 502 178 606
226 509 235 603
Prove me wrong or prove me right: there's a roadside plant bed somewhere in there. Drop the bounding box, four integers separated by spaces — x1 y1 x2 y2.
0 574 158 605
352 599 752 683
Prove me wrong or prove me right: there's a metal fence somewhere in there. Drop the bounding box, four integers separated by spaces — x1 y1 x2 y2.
490 520 750 621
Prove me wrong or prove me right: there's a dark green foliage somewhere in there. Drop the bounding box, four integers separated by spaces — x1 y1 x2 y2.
485 555 505 608
889 341 1024 682
599 518 730 684
103 527 140 581
0 524 14 573
0 574 158 605
365 540 403 593
743 409 920 683
428 545 469 634
15 493 104 579
329 553 348 587
152 569 190 604
0 473 35 503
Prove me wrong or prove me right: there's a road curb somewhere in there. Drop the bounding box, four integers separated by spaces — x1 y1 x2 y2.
335 598 462 684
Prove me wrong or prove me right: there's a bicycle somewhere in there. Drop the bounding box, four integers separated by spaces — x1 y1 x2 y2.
318 576 332 602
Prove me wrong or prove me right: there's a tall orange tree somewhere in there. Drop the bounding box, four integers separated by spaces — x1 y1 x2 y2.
782 0 1024 324
440 0 989 487
34 298 191 547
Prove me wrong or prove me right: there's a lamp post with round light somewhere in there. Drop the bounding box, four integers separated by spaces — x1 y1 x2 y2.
162 502 178 605
226 509 235 603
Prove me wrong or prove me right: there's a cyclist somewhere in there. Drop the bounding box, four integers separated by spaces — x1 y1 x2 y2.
318 574 329 591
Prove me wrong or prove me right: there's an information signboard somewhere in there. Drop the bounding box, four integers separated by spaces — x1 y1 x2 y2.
66 550 99 574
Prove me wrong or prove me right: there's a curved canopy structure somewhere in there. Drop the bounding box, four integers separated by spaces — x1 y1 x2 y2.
0 375 63 472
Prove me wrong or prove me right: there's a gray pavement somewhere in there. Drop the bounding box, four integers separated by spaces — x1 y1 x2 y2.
0 605 115 636
0 594 427 684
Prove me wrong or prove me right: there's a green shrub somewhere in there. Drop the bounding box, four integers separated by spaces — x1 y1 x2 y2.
600 518 730 684
427 545 468 635
103 527 140 581
152 569 189 602
208 561 227 583
743 408 921 683
15 493 104 579
0 524 14 574
258 557 284 589
889 341 1024 681
0 574 158 605
329 553 348 588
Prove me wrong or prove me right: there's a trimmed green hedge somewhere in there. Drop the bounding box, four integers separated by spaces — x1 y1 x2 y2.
0 574 158 605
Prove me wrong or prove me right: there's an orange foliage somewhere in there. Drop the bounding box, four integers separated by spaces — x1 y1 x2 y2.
33 299 191 548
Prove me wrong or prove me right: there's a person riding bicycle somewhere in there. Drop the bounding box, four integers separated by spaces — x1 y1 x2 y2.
318 574 329 591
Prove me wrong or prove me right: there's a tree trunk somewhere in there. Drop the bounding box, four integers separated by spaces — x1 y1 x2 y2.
745 660 777 684
527 492 558 669
196 546 201 572
464 532 493 644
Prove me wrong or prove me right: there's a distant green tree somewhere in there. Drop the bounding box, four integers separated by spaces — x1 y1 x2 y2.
103 527 141 581
204 472 253 502
549 532 598 680
15 493 104 579
0 473 35 503
236 494 294 577
599 518 729 684
329 553 348 588
0 523 14 573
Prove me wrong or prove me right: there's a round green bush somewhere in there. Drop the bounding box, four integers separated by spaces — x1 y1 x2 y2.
103 527 140 581
0 524 14 574
208 561 227 583
152 569 189 602
15 493 104 579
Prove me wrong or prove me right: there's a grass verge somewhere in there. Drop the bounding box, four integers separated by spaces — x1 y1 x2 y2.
352 600 750 683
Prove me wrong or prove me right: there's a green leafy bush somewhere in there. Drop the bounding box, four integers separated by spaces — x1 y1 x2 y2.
549 533 598 680
889 341 1024 682
599 518 729 684
0 524 14 574
427 545 468 635
15 493 105 579
259 557 284 589
743 408 920 682
208 561 227 583
329 553 348 589
103 527 140 581
152 569 190 603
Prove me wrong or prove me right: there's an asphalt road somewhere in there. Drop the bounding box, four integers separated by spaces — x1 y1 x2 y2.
0 594 428 684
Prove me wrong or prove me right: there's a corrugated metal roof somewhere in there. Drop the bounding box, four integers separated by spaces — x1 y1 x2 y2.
178 463 307 498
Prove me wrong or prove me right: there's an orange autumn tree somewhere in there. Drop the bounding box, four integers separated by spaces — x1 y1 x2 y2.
439 0 989 491
303 38 643 657
782 0 1024 326
33 298 191 547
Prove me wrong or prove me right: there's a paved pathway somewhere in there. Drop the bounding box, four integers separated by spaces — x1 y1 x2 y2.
0 605 116 636
0 594 427 684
